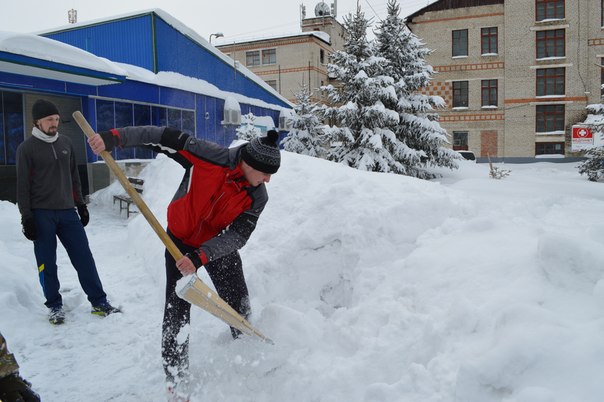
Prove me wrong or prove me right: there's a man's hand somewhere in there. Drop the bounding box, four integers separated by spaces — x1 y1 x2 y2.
77 204 89 227
87 133 106 155
21 215 37 241
175 255 197 276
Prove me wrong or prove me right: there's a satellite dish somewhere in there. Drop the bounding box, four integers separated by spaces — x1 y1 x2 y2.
314 2 331 16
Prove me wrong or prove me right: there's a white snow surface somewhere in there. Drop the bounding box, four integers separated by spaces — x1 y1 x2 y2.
2 154 604 402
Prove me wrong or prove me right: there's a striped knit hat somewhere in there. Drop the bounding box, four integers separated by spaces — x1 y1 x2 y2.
241 130 281 174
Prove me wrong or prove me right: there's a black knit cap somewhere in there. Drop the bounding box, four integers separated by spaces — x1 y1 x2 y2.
241 130 281 174
32 99 60 121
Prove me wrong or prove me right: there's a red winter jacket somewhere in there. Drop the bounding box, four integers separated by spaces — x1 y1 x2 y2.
102 126 268 265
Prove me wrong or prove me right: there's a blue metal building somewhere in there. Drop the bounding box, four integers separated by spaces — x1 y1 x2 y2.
0 9 292 202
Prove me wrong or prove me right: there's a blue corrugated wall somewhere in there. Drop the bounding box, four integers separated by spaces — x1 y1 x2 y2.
43 12 290 109
45 15 156 72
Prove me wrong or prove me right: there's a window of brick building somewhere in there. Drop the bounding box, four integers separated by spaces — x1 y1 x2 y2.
452 29 468 57
536 29 565 59
246 51 260 66
452 81 469 108
536 67 565 96
262 49 276 65
536 142 564 155
265 80 277 91
481 79 498 107
536 0 565 22
481 27 498 55
453 131 469 150
536 104 565 132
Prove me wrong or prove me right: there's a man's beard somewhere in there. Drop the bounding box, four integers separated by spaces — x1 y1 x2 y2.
43 126 58 136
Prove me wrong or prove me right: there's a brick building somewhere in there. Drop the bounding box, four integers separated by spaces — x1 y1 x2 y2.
216 3 346 104
407 0 604 160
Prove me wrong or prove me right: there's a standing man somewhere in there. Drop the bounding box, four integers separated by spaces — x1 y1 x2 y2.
87 126 280 396
16 99 120 325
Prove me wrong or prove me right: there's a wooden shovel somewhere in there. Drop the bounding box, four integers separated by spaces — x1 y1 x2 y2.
73 111 273 344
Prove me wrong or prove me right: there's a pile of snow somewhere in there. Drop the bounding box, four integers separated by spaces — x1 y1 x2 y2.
2 153 604 402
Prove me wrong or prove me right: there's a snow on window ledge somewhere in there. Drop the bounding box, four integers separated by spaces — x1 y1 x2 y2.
536 130 565 136
452 55 468 59
535 18 566 24
481 53 498 57
452 107 469 111
536 56 566 61
481 105 498 109
535 154 565 158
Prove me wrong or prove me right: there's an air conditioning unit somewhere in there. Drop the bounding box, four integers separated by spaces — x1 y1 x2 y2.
221 96 241 126
278 108 293 131
229 109 241 125
278 116 289 131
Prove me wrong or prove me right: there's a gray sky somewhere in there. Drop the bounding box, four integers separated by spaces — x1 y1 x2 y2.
0 0 434 43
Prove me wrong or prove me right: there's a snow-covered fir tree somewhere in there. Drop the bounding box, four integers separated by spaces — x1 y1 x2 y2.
578 104 604 181
282 84 327 157
321 6 409 173
374 0 459 179
236 113 262 141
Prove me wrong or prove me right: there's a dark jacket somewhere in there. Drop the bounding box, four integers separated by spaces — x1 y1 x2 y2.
16 133 85 218
101 126 268 265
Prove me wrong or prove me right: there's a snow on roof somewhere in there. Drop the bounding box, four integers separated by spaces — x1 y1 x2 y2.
0 30 127 78
37 9 292 108
214 30 331 46
115 62 286 112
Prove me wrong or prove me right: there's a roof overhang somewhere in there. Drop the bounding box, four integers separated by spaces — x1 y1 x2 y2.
0 51 126 86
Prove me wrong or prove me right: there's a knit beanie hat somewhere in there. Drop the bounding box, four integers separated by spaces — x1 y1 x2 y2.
241 130 281 174
32 99 60 121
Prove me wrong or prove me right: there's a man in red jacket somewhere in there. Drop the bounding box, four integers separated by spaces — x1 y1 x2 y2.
88 126 280 393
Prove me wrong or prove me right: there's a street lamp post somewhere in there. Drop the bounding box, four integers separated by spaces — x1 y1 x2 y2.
209 32 224 43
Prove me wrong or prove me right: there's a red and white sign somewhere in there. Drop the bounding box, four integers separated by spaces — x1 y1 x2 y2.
571 126 594 151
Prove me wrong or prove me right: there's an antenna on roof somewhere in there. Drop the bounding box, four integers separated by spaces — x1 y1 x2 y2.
68 9 77 24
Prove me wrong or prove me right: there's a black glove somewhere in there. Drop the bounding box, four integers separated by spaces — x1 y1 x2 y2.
77 204 89 227
185 251 203 269
161 128 190 150
98 130 120 152
21 215 37 241
0 373 41 402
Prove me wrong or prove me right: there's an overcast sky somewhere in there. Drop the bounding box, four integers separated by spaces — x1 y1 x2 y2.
0 0 435 43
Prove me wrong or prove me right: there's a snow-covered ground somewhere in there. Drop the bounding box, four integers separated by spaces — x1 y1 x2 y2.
2 153 604 402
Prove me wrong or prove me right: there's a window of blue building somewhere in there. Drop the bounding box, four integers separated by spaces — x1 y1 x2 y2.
0 91 24 165
96 100 195 160
134 104 153 159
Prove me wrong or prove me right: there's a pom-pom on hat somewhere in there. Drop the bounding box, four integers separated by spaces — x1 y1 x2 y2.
32 99 60 121
241 130 281 174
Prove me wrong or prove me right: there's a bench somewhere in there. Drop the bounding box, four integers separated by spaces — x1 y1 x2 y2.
113 177 144 218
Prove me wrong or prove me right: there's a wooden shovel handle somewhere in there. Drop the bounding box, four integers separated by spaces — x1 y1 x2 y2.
72 111 183 260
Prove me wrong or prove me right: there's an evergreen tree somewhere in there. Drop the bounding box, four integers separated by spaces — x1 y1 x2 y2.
322 6 410 173
282 84 327 157
236 113 262 141
578 104 604 181
374 0 459 179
